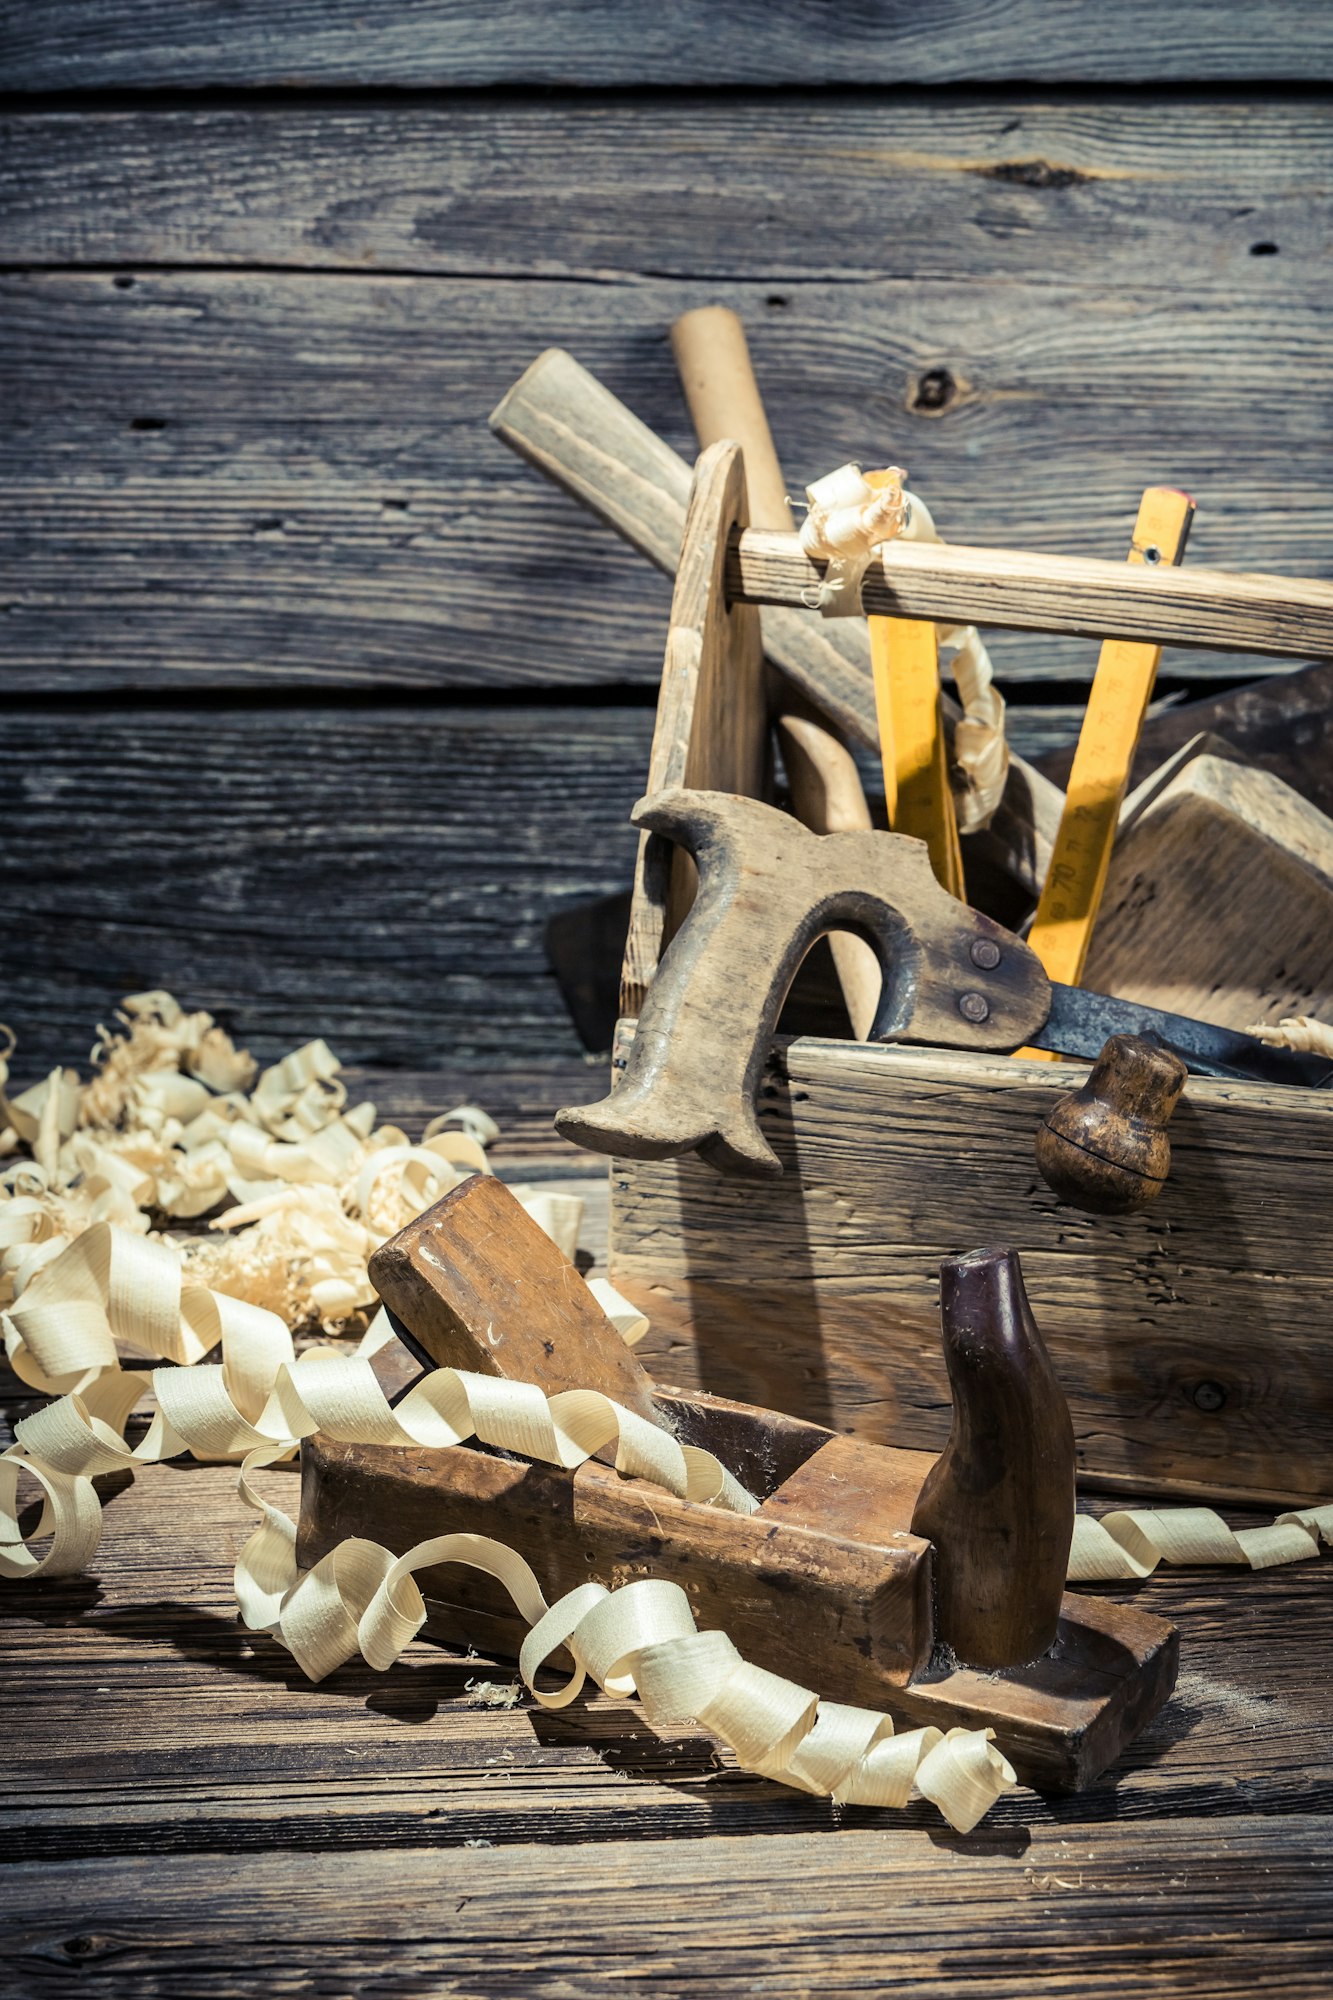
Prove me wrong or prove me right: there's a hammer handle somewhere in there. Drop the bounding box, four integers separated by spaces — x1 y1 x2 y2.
671 307 796 533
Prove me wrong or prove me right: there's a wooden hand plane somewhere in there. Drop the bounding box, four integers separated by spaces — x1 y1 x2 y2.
297 1175 1177 1792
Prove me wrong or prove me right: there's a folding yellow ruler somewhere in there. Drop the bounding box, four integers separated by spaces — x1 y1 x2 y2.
864 471 966 900
1026 487 1195 1021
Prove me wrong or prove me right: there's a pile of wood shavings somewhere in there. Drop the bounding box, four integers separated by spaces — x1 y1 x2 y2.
0 992 570 1335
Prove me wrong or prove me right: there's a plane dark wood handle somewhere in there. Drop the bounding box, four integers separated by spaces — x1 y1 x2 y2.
911 1247 1077 1670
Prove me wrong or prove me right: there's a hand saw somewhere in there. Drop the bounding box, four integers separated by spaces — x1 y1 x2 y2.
555 789 1329 1179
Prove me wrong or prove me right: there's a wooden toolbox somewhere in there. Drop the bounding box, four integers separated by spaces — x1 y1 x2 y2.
592 446 1333 1512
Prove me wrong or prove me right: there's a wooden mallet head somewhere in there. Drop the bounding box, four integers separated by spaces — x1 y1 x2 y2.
1035 1033 1188 1215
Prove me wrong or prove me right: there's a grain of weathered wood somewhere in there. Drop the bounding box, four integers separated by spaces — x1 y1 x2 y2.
612 1038 1333 1505
4 1819 1333 1997
3 272 1331 694
2 2 1330 87
1086 754 1333 1029
0 704 652 1077
732 530 1333 662
342 1070 611 1166
4 100 1329 293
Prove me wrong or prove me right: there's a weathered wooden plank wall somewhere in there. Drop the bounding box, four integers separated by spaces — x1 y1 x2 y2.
1 12 1331 1079
3 2 1330 86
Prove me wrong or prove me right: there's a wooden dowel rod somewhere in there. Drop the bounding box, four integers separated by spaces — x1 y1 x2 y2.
728 530 1333 660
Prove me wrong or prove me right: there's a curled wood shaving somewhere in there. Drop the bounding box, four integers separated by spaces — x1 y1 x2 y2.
0 994 570 1334
235 1496 1015 1831
797 465 1009 832
4 1222 1329 1827
900 491 1008 836
1 1221 756 1543
1069 1504 1333 1581
465 1678 523 1708
0 1219 1013 1833
1244 1015 1333 1059
587 1276 649 1347
799 462 908 604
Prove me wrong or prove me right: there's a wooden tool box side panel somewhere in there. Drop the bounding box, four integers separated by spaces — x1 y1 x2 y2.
621 442 771 1015
610 1034 1333 1508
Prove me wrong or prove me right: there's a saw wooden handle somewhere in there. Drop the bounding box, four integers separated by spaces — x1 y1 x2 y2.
911 1247 1077 1670
556 788 1050 1176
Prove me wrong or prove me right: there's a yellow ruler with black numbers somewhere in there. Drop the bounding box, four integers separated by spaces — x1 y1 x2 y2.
1023 487 1195 1055
864 470 966 900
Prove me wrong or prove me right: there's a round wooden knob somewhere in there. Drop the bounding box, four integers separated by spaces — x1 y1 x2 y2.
1035 1033 1188 1215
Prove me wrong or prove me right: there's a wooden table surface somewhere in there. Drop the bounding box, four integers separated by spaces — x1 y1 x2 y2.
3 1077 1331 1996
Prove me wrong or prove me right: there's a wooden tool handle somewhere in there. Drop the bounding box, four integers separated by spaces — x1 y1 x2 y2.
670 306 883 1037
1035 1033 1188 1214
557 788 1050 1176
489 349 1065 898
368 1174 664 1425
728 529 1333 660
671 307 796 532
910 1248 1076 1670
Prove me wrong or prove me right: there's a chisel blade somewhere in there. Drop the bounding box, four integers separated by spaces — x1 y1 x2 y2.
1030 983 1333 1089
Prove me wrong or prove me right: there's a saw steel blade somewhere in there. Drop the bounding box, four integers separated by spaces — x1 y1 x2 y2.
1029 983 1333 1089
